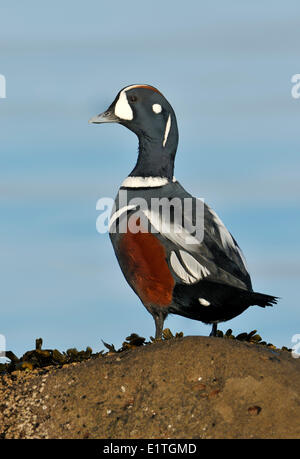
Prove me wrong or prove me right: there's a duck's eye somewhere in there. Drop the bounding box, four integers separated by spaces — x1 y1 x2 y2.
129 95 137 103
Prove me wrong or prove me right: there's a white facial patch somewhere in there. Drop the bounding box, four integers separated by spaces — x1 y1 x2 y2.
163 114 171 147
114 90 133 120
152 103 162 114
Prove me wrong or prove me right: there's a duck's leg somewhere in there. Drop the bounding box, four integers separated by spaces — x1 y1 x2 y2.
154 312 165 340
210 323 218 337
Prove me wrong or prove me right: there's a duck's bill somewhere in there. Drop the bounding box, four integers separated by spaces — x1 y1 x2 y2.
88 110 119 124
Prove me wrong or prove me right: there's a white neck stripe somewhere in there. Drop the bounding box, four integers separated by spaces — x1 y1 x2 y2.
163 114 171 147
121 176 176 188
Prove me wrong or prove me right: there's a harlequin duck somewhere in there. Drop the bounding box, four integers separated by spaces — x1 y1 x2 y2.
89 84 277 339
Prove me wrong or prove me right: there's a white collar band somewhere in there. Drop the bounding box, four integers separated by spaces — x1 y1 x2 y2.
121 176 176 188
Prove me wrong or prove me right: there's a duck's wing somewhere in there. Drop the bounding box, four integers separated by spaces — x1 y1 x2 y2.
139 184 252 291
203 203 252 289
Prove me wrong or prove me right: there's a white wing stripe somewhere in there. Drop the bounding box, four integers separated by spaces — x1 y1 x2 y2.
235 245 248 271
179 250 210 279
209 207 235 249
142 209 200 249
170 251 197 284
109 205 137 231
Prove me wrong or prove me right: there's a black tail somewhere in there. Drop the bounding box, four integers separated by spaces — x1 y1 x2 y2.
248 291 279 308
171 281 279 324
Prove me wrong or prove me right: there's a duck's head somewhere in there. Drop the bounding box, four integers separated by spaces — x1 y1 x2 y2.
89 84 178 179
